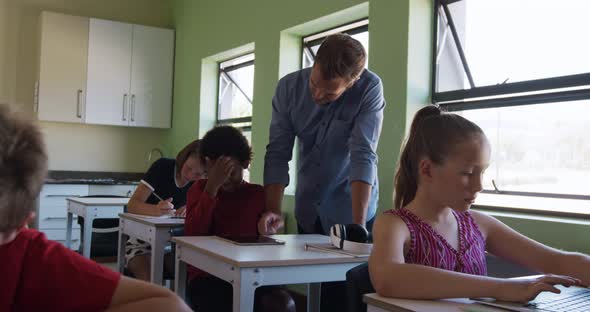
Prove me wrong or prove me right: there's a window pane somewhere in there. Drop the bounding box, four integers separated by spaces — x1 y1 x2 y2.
218 54 254 120
242 129 251 182
437 0 590 92
459 99 590 196
301 20 369 69
302 34 369 69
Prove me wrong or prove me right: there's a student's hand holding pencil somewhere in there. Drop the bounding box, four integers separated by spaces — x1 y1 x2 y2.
156 198 175 216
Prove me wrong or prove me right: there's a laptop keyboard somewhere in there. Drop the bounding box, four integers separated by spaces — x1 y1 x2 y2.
525 287 590 312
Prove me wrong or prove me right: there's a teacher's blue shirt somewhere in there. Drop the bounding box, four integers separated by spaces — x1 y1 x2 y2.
264 68 385 233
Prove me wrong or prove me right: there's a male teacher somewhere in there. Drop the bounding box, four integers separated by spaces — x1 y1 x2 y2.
260 33 385 237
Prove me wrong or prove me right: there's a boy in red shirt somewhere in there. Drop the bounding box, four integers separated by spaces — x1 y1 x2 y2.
0 105 191 312
185 125 294 312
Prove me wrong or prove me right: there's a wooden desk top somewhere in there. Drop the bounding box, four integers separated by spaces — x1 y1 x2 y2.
66 197 130 206
172 234 368 267
119 213 185 227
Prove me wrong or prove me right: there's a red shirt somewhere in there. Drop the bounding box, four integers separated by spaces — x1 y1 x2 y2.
185 179 265 279
0 229 120 312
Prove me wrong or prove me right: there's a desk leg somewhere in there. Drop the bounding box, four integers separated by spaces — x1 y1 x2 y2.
65 212 73 249
82 214 93 258
117 221 126 274
150 228 167 285
175 247 187 300
233 282 256 312
307 283 321 312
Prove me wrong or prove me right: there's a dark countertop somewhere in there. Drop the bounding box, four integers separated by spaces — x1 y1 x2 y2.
45 171 143 185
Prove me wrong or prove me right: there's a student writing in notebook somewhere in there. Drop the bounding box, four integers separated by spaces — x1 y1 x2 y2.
185 125 295 312
125 139 204 281
0 105 190 312
369 105 590 302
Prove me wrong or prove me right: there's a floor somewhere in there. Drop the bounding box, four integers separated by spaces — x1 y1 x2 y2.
101 261 118 272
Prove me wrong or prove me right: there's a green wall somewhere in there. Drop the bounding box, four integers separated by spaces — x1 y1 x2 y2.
169 0 433 223
169 0 590 254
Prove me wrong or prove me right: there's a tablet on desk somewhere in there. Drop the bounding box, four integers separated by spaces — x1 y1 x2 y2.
215 235 286 246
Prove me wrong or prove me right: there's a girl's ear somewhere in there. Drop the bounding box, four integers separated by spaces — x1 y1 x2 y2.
418 157 433 180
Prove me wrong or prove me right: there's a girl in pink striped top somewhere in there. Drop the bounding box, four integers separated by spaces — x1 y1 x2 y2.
369 105 590 303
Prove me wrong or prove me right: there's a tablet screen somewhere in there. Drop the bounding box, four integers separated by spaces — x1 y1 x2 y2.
215 235 285 246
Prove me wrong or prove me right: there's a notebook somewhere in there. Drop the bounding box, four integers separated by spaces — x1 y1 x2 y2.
473 285 590 311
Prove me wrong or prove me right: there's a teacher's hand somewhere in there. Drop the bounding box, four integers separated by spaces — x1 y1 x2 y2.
258 211 284 235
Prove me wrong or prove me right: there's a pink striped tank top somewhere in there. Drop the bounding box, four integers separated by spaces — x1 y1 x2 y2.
385 208 487 275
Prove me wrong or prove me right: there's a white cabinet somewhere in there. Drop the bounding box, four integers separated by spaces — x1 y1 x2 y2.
37 184 88 250
129 25 174 128
88 184 136 197
37 12 174 128
37 12 89 123
85 19 133 126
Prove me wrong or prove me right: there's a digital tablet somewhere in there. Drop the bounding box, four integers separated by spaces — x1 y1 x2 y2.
215 235 286 246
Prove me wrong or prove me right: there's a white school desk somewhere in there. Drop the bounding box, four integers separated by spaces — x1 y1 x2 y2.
364 293 503 312
65 197 129 258
173 234 368 312
117 213 184 285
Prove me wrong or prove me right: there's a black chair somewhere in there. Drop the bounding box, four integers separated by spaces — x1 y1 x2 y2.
346 262 375 312
77 195 125 258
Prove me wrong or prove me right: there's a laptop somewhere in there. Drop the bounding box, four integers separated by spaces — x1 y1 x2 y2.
473 285 590 311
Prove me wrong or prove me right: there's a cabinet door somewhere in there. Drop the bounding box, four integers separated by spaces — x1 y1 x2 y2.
37 184 89 250
85 19 133 126
37 12 89 123
129 25 174 128
88 184 137 197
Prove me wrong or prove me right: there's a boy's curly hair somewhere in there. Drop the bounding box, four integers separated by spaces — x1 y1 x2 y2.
199 126 252 165
0 105 47 232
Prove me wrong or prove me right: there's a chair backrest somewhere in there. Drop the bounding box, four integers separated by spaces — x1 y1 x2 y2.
346 262 375 312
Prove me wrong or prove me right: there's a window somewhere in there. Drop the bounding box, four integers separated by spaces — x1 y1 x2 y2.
433 0 590 203
217 53 254 180
302 19 369 69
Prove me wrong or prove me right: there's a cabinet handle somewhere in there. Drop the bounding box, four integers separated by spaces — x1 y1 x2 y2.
131 94 136 122
122 94 128 121
45 194 84 198
42 217 67 221
76 89 83 118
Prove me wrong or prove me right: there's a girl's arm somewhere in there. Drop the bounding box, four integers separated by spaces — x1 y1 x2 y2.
127 184 172 216
471 210 590 285
368 213 578 302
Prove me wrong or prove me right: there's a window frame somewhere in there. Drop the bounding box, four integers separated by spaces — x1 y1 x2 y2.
216 54 255 133
302 18 369 67
431 0 590 202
